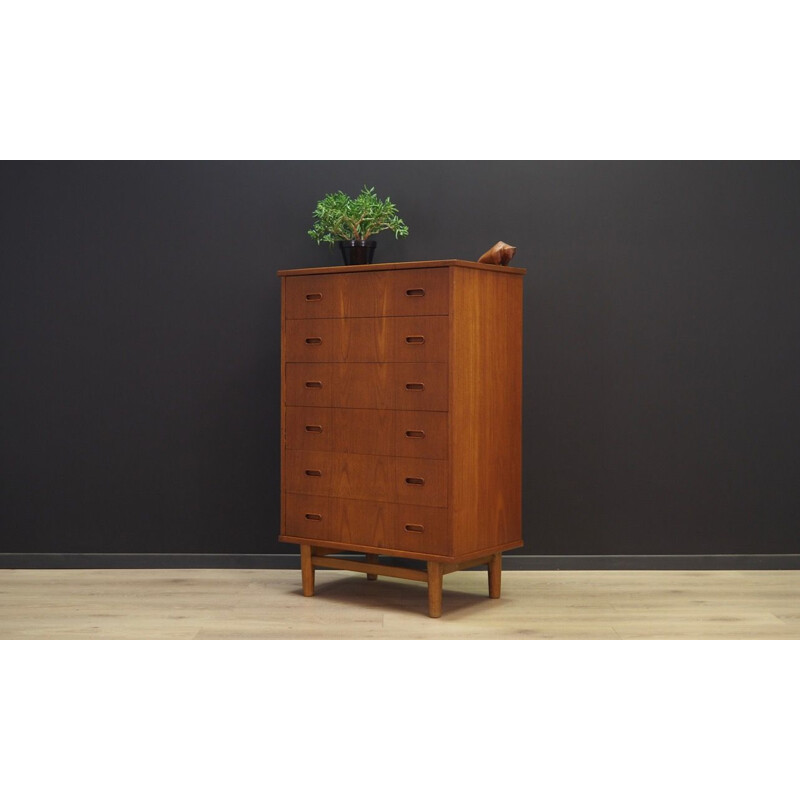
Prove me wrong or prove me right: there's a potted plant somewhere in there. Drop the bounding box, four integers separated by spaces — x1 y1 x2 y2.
307 185 410 265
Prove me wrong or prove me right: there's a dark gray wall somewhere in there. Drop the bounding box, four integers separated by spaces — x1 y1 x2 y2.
1 161 799 557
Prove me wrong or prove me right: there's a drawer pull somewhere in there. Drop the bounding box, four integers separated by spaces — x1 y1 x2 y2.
405 288 426 297
305 293 322 302
304 381 323 389
405 430 426 439
404 523 425 533
405 477 426 486
405 335 425 345
305 337 322 345
405 382 425 392
304 469 322 477
305 425 323 433
305 513 322 521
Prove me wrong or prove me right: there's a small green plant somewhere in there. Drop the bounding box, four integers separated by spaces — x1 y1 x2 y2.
308 185 410 246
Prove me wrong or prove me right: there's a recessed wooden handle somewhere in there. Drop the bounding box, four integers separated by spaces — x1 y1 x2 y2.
305 513 322 521
405 477 425 486
305 293 322 301
304 469 322 477
305 337 322 345
404 523 424 533
304 381 323 389
305 425 323 433
405 430 426 439
405 335 425 345
405 383 424 391
405 288 425 297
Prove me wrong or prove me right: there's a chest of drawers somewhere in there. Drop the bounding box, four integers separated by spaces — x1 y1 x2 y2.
278 259 525 617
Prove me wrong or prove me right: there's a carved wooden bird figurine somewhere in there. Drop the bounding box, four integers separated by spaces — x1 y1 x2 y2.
478 241 517 266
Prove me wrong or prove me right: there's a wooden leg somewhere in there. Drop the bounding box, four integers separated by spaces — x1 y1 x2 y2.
365 552 379 580
427 561 443 618
300 544 315 597
488 552 502 599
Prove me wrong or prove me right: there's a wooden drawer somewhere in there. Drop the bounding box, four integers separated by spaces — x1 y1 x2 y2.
284 363 332 407
284 493 331 539
285 407 334 451
285 408 448 459
284 275 344 319
394 410 448 459
284 451 447 507
382 269 449 318
285 363 448 411
395 456 447 507
284 268 449 319
392 363 448 411
284 494 450 556
284 316 448 363
391 504 449 556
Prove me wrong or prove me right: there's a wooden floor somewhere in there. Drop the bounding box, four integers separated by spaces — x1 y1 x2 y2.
1 568 799 639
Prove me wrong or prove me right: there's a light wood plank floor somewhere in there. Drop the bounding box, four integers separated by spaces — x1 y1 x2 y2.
1 568 799 639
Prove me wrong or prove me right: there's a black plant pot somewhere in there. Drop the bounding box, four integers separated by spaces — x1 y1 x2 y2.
339 239 377 266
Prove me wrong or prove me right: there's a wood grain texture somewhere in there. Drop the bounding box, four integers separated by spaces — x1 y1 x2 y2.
278 259 526 278
3 569 799 639
286 316 447 363
283 494 450 556
284 408 448 459
285 363 448 411
285 407 335 452
284 451 446 507
394 411 448 460
284 269 450 318
281 278 287 538
331 408 396 455
449 266 523 557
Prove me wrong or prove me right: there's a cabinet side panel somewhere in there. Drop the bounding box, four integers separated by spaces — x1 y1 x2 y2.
450 268 523 557
280 276 286 539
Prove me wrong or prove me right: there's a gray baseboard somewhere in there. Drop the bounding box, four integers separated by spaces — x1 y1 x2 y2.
1 553 799 569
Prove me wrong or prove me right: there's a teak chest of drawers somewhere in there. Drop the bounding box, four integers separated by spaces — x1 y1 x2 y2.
278 259 525 617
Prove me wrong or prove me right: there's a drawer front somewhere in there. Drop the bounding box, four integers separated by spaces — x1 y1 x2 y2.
284 493 331 538
284 319 338 363
331 408 396 455
394 411 448 460
284 494 450 555
391 316 448 362
389 505 450 555
285 316 447 363
384 269 449 317
331 363 447 411
329 497 397 549
285 363 448 411
284 268 449 319
285 493 392 549
284 275 344 319
284 450 334 496
285 407 333 452
332 409 448 458
285 451 446 507
285 408 447 459
393 363 448 411
395 457 448 507
285 363 332 407
332 363 395 409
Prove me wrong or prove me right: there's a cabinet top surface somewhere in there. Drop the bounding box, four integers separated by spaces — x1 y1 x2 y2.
277 259 526 277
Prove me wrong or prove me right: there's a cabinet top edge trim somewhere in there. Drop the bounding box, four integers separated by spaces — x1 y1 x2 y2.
277 260 527 277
